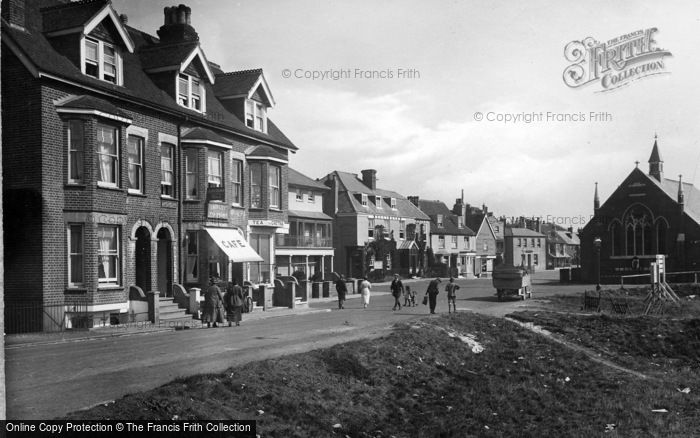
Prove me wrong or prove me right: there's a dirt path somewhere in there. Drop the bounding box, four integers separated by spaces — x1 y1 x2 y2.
504 316 653 380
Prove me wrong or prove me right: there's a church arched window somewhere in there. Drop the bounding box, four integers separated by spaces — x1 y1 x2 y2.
624 206 653 256
609 220 622 256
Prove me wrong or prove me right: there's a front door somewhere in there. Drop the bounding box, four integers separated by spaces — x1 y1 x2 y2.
157 228 173 296
135 227 151 292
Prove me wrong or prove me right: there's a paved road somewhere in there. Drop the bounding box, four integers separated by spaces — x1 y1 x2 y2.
5 271 590 419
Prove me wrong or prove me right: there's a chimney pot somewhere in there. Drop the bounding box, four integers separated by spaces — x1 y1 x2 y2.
120 14 128 25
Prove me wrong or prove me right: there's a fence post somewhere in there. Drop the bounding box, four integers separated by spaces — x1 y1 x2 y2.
695 272 698 284
620 276 624 290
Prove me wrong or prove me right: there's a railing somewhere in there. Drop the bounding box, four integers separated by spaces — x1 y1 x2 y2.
620 270 700 288
276 235 333 248
5 301 89 334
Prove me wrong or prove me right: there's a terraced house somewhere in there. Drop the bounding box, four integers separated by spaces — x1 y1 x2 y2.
2 0 297 332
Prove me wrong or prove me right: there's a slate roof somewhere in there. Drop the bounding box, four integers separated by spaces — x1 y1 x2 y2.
465 214 487 236
139 42 198 70
40 0 108 34
247 145 287 162
56 94 130 119
319 171 430 220
182 126 231 145
2 0 297 151
288 168 329 191
288 210 333 221
417 200 474 236
505 227 546 238
213 69 263 97
540 223 580 246
487 216 505 240
656 176 700 226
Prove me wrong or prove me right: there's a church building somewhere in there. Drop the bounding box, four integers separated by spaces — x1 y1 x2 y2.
580 137 700 283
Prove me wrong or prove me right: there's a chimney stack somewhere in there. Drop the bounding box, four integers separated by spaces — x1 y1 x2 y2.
2 0 26 30
158 5 199 43
119 14 128 25
361 169 377 190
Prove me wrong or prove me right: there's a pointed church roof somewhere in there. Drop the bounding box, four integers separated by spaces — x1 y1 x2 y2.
648 139 663 163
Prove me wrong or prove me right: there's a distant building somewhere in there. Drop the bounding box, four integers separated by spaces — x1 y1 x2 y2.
453 200 497 277
488 216 506 258
580 138 700 282
540 223 580 269
504 227 546 271
320 170 430 279
275 168 334 281
414 199 476 278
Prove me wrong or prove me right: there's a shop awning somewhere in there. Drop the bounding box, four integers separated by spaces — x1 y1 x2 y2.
205 227 263 262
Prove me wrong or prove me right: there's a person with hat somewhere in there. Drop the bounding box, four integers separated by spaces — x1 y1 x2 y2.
203 276 224 328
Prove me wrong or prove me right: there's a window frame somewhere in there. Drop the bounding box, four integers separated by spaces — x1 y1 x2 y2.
82 37 121 85
361 194 368 207
231 158 243 206
245 99 267 133
186 230 199 282
96 123 120 188
437 214 443 228
97 225 120 287
207 150 223 188
250 162 263 209
391 198 397 209
127 134 145 194
295 190 303 202
67 120 85 184
269 165 281 209
438 235 446 249
177 73 206 113
67 224 84 288
185 149 198 200
160 142 175 198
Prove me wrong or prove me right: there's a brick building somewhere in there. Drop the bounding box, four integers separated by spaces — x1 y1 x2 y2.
320 170 430 280
2 0 297 331
580 138 700 282
414 198 476 278
454 201 497 277
504 227 547 271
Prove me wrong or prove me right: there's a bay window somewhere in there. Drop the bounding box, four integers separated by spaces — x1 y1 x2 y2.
97 225 120 286
68 224 84 287
269 165 281 209
250 163 263 208
68 120 84 184
97 124 119 187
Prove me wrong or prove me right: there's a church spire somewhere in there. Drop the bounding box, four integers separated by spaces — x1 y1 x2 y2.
648 134 663 181
594 182 600 211
678 174 685 210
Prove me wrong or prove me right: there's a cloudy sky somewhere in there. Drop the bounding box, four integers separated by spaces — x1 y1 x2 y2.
113 0 700 228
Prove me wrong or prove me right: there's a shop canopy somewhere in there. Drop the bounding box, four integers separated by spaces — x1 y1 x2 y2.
205 227 263 262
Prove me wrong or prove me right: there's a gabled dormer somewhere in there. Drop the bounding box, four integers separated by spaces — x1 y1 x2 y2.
139 5 215 114
213 69 275 133
41 0 135 86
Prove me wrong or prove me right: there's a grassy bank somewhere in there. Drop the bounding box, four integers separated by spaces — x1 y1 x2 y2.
65 309 700 437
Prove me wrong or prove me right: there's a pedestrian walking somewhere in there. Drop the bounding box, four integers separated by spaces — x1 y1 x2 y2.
360 277 371 309
391 273 404 311
445 277 460 313
426 277 441 314
225 278 245 326
404 285 412 307
335 274 348 309
203 276 225 328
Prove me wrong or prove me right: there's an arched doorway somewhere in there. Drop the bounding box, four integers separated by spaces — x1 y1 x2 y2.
157 228 173 297
135 226 151 292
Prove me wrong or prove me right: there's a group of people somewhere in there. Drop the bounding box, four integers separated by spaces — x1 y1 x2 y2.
334 273 461 314
201 276 246 328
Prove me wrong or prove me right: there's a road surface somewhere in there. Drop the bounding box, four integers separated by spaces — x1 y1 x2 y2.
5 271 588 419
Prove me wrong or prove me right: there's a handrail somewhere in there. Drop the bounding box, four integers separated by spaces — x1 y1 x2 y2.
620 270 700 288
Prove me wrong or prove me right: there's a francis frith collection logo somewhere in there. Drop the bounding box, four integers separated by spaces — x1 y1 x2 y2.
563 28 672 92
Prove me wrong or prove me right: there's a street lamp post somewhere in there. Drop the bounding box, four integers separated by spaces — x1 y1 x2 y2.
593 237 602 291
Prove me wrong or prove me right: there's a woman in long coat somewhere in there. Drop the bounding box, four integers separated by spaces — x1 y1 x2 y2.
203 277 224 328
360 277 371 309
225 278 245 326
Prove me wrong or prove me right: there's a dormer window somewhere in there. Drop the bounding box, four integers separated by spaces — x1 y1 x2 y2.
83 38 120 85
178 73 204 112
390 198 397 209
437 214 444 228
361 194 368 207
458 216 465 228
245 99 267 133
375 196 382 208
